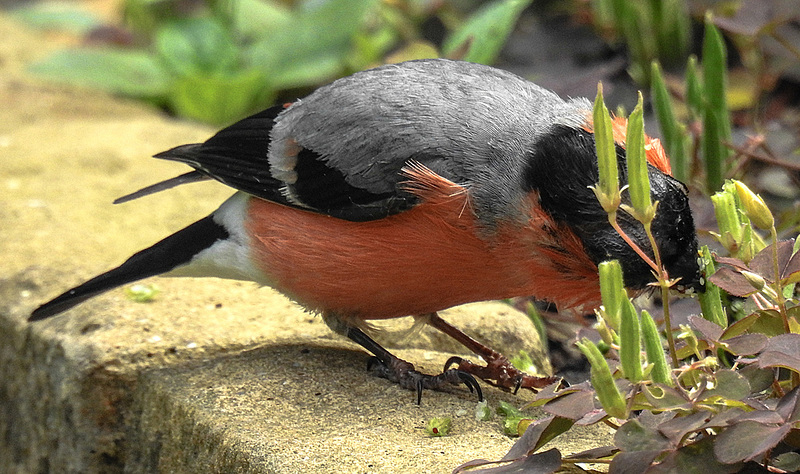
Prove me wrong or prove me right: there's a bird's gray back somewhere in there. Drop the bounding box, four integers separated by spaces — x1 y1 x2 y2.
269 59 592 224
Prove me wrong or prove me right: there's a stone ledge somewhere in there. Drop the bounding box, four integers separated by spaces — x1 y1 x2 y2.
3 271 554 472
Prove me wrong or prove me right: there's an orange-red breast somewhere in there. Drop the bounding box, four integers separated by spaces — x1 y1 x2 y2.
30 59 700 402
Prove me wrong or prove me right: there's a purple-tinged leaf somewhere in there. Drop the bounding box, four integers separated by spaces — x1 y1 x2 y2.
642 384 692 410
709 267 759 297
712 0 775 36
773 451 800 472
689 315 724 342
750 310 791 337
731 410 784 424
714 420 792 463
452 448 562 474
563 445 618 460
501 416 573 461
453 459 493 472
657 411 713 444
701 369 751 401
743 397 772 411
701 408 746 429
529 382 587 407
776 385 800 422
637 410 676 430
749 240 795 281
575 408 607 426
649 435 741 473
757 333 800 373
541 390 596 420
714 256 749 270
721 311 760 339
608 450 662 474
615 419 673 452
758 351 800 372
783 240 800 271
737 365 774 394
721 333 767 355
763 333 800 358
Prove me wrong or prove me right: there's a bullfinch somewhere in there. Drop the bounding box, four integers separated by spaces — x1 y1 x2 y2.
29 59 701 403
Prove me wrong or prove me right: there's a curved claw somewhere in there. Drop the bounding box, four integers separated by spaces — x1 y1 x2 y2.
455 370 484 402
512 375 523 395
367 355 484 404
442 353 557 393
443 356 464 372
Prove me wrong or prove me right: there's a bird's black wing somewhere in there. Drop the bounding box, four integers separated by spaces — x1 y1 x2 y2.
141 105 416 222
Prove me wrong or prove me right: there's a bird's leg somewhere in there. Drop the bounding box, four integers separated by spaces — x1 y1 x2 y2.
425 312 559 393
345 326 483 404
323 312 483 404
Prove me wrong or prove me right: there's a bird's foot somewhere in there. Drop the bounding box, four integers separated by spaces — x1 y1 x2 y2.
443 352 560 394
366 356 483 404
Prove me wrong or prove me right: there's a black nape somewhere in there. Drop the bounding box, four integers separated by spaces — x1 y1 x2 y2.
524 125 700 291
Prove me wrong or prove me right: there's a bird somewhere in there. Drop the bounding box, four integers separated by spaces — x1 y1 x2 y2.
29 58 701 403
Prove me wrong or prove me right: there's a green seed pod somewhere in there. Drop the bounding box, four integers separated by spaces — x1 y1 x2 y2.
619 299 643 383
593 83 621 213
640 310 672 386
577 338 627 419
733 180 774 230
599 260 625 332
625 92 655 224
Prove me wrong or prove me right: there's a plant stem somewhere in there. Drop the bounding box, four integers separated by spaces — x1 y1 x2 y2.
644 221 679 368
608 213 679 367
607 213 659 273
770 226 790 333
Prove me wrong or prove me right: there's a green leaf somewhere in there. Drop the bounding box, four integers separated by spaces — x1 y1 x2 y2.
685 55 705 120
654 435 741 474
615 419 671 452
155 17 239 77
29 48 171 97
702 14 731 141
11 1 101 33
702 106 725 193
220 0 292 39
773 452 800 472
701 14 731 193
247 0 379 89
168 68 270 125
442 0 532 64
650 61 687 182
523 301 547 347
122 0 179 35
701 369 751 401
714 420 792 464
641 383 690 410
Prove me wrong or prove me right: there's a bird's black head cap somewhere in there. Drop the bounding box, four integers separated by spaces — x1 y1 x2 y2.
524 125 701 292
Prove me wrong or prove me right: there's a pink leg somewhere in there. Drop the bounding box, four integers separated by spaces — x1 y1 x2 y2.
426 312 560 392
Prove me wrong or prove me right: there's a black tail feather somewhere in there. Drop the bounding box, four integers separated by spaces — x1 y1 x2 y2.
29 215 229 321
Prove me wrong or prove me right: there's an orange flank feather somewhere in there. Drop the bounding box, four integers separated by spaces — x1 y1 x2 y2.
585 117 672 176
245 164 601 321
